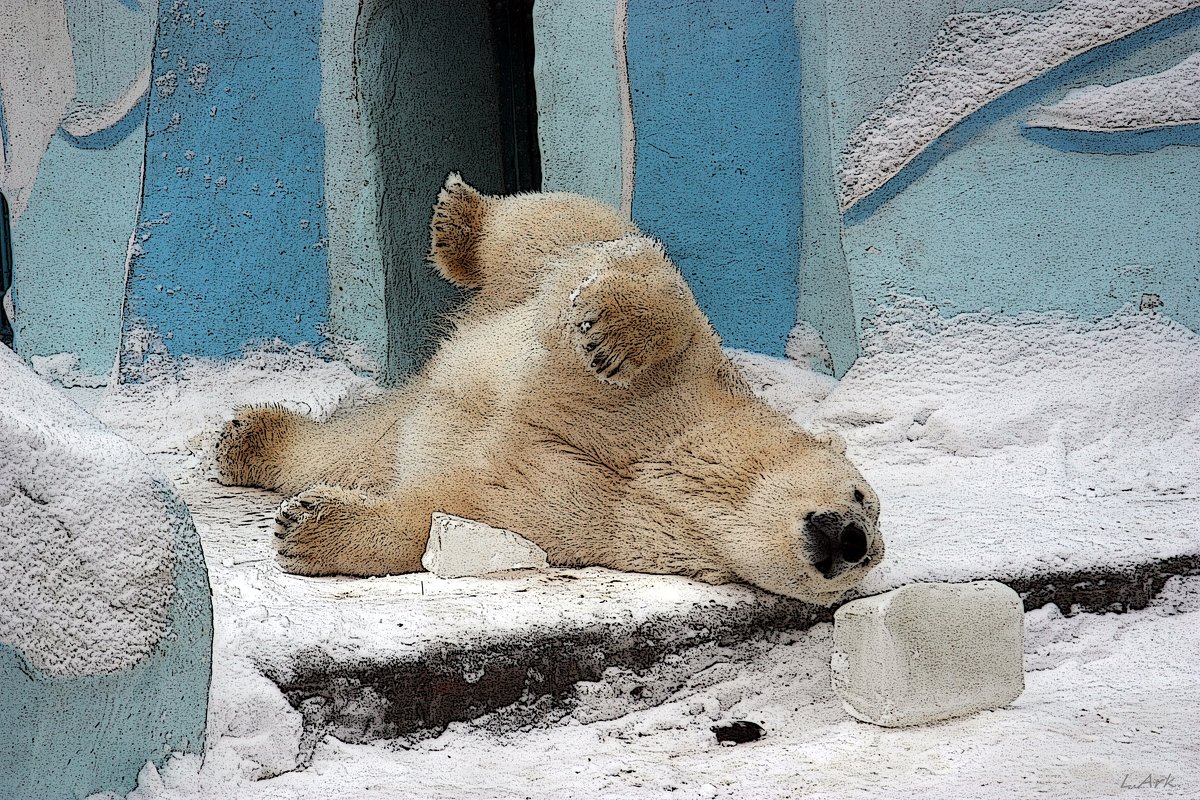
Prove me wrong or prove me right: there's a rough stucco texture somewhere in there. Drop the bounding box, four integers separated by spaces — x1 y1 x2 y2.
355 0 507 382
0 344 212 799
119 0 329 376
5 0 155 383
839 12 1200 334
1027 50 1200 130
837 0 1200 212
533 0 624 208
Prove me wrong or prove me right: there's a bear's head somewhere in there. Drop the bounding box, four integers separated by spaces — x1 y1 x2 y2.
707 430 884 605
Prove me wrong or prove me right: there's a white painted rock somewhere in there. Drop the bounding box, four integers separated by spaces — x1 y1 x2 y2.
831 581 1024 727
422 513 548 578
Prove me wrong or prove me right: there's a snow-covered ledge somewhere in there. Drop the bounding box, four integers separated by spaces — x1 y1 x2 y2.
0 345 212 800
1026 51 1200 131
838 0 1200 212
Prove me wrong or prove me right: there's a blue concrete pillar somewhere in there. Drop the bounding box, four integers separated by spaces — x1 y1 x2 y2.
626 0 804 357
118 0 329 379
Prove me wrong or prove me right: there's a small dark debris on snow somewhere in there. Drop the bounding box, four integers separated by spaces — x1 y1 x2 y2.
711 720 764 745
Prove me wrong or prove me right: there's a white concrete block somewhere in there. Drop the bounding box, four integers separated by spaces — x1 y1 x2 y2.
831 581 1024 727
422 513 548 578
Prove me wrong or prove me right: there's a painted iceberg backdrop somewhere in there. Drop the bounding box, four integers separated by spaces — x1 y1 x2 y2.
1026 51 1200 131
838 0 1200 213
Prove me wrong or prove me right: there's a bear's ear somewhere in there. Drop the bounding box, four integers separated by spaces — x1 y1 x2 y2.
429 173 489 288
814 431 847 454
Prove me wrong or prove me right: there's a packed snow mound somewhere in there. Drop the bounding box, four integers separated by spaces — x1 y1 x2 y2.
725 348 837 419
0 346 177 676
1027 51 1200 131
97 339 381 455
811 297 1200 499
838 0 1200 211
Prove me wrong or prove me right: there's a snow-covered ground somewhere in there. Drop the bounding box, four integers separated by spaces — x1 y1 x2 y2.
66 299 1199 799
97 577 1200 799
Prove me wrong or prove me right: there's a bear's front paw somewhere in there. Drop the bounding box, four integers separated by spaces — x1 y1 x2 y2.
568 271 678 387
273 485 364 576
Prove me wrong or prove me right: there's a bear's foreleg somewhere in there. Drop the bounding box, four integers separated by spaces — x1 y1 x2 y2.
215 405 314 492
273 476 479 577
216 400 410 496
562 242 706 387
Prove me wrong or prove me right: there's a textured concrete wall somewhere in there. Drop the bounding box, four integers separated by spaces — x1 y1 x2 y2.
8 0 1198 380
817 0 1200 368
536 0 1200 374
533 0 626 209
0 346 211 800
356 0 508 383
2 0 155 383
118 0 330 379
842 39 1200 329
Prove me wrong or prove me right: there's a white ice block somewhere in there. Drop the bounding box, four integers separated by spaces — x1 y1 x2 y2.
422 513 549 578
831 581 1024 727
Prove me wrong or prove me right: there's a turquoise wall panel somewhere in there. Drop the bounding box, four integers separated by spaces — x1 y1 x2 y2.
321 0 387 373
795 0 858 375
839 10 1200 332
7 0 155 383
533 0 625 209
12 126 146 381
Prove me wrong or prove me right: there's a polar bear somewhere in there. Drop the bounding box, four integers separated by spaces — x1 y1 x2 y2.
215 175 883 604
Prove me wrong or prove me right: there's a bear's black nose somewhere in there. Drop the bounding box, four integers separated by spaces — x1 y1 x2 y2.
805 511 870 579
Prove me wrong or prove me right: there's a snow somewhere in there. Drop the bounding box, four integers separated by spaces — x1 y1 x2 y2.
30 351 109 388
92 576 1200 799
67 296 1199 797
809 299 1200 595
838 0 1200 212
95 339 381 455
0 345 175 676
1027 51 1200 131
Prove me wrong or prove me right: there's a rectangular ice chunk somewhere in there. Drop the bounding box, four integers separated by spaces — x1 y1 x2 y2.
831 581 1024 727
422 513 549 578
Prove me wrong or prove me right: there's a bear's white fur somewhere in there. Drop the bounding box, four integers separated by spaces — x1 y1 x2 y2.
215 176 883 603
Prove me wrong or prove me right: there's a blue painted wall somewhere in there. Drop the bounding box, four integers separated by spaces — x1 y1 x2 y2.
626 0 803 357
9 0 1199 381
119 0 329 376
